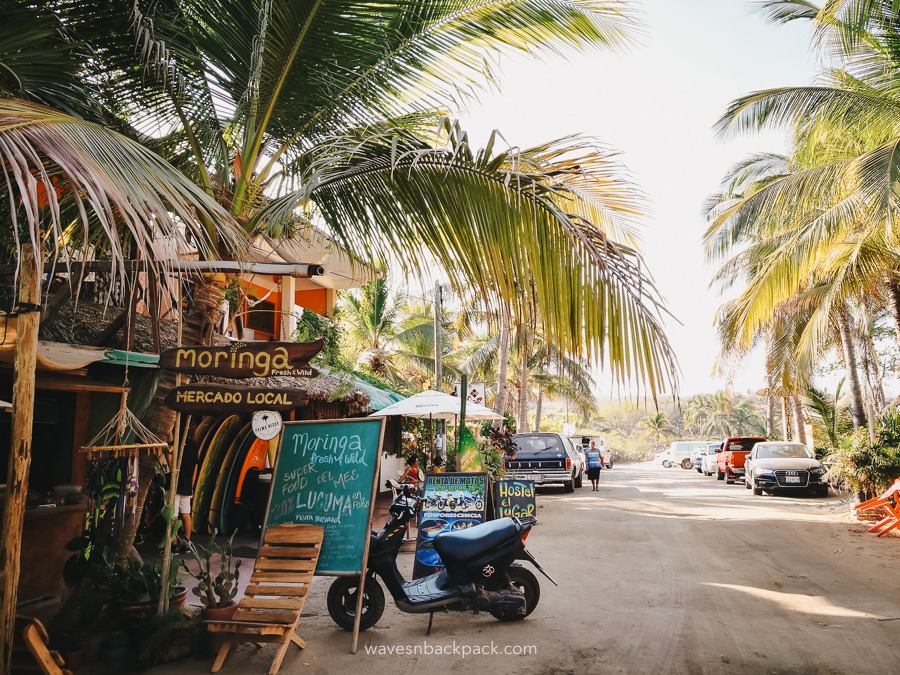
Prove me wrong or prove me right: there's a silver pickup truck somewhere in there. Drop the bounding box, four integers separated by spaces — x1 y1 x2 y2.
505 432 584 492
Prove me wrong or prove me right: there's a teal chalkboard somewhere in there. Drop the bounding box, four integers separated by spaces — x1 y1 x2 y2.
265 418 384 575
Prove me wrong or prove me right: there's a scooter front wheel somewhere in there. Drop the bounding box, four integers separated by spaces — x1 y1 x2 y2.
327 575 386 631
489 565 540 621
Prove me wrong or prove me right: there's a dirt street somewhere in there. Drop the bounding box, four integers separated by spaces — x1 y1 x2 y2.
154 463 900 674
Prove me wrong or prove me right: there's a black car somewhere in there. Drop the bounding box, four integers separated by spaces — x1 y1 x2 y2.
744 441 829 496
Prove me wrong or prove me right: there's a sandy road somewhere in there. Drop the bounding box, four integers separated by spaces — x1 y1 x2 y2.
154 463 900 675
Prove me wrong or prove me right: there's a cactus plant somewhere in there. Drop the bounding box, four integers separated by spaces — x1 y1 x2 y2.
179 531 242 609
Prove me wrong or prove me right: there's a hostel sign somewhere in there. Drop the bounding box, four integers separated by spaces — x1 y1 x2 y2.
159 340 323 378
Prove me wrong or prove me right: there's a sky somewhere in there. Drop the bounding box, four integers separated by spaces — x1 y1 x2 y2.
455 0 818 397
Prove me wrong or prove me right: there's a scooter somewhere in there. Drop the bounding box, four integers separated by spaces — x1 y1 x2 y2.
326 486 556 631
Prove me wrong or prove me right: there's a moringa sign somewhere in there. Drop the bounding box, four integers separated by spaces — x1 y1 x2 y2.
159 340 323 378
165 384 308 414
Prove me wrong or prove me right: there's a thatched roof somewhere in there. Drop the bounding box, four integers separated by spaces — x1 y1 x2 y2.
40 300 371 406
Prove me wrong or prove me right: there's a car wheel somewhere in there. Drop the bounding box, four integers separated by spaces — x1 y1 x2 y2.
816 485 829 497
752 480 763 496
716 469 724 480
703 469 711 476
725 470 735 484
696 467 702 473
745 476 751 489
564 478 575 493
662 460 672 468
681 458 692 470
574 471 583 489
606 462 613 469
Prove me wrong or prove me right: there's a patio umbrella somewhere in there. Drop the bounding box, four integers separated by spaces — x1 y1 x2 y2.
369 390 502 467
368 390 502 421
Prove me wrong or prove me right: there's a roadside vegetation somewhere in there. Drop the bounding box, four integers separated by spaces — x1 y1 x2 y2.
706 0 900 499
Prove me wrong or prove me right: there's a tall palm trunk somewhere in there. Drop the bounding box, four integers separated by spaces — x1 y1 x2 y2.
836 308 867 430
116 277 227 562
886 276 900 349
766 372 775 438
791 395 807 446
493 306 510 430
534 388 543 432
781 397 790 441
517 325 528 432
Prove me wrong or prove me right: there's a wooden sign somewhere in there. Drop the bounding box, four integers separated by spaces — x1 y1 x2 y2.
159 340 323 378
493 479 536 520
265 418 384 575
165 384 307 413
413 472 488 578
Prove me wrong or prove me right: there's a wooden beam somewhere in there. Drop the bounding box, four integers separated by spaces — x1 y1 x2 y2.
0 244 41 674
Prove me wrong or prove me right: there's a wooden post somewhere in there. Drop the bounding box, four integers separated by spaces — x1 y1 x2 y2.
0 244 41 673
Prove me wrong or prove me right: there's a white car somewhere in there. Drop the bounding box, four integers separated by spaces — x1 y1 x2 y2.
701 442 721 476
659 441 708 469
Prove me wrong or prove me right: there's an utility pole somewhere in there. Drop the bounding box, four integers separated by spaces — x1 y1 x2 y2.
434 281 442 391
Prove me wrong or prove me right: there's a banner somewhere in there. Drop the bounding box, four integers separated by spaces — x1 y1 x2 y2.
457 426 484 472
413 472 488 578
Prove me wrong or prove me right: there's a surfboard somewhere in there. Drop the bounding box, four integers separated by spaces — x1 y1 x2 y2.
191 416 222 493
207 422 252 534
191 415 243 534
221 435 269 535
192 416 215 445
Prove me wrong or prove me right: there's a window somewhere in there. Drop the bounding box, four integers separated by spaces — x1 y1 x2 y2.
245 300 276 335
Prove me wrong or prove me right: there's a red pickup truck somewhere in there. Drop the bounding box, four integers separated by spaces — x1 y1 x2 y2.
717 436 766 484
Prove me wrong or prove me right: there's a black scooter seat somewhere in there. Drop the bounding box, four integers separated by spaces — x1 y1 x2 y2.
433 518 520 563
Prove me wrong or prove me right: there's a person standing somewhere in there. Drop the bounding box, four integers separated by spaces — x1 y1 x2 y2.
586 440 603 491
174 424 200 552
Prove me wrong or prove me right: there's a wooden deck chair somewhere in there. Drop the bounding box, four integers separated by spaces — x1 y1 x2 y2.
12 616 72 675
854 478 900 514
870 497 900 537
206 524 324 675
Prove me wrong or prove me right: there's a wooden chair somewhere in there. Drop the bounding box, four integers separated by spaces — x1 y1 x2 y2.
206 524 324 675
12 616 72 675
854 478 900 514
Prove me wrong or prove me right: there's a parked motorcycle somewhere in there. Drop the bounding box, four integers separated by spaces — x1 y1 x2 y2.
327 486 555 631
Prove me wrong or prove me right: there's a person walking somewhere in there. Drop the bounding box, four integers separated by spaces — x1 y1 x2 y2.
585 440 603 491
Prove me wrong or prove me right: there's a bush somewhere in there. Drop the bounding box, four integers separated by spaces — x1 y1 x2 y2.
826 425 900 500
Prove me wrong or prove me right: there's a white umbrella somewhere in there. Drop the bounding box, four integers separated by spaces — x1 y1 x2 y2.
369 390 502 468
369 390 503 421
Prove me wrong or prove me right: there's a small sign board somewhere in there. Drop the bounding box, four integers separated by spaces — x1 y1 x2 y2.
264 418 384 575
159 340 322 378
413 472 488 578
252 410 282 440
165 384 306 414
493 479 536 520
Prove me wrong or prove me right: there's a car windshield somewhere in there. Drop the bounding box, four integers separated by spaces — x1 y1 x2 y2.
706 444 719 455
514 435 563 457
754 444 811 459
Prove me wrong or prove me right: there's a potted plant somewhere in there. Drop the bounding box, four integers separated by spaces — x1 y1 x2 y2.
107 559 186 626
180 531 242 622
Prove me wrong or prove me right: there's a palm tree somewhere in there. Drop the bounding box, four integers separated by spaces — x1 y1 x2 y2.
641 412 674 449
4 0 680 559
338 279 441 390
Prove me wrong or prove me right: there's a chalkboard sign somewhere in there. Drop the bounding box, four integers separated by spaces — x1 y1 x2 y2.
413 472 488 578
265 418 384 575
493 479 536 520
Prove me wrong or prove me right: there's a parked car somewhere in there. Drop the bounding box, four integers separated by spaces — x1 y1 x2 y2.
691 444 708 473
745 441 829 496
507 432 584 492
660 441 708 469
717 436 766 484
701 442 721 476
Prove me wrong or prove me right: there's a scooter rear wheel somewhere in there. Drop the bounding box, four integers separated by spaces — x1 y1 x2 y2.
327 575 385 631
489 565 540 621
